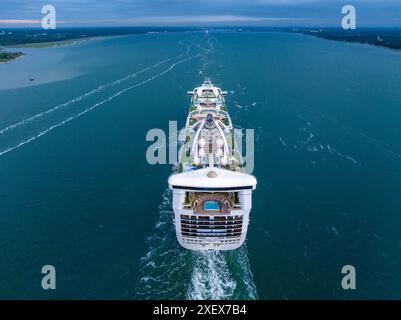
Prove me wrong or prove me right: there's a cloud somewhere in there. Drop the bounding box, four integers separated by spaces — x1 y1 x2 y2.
0 0 400 27
62 15 310 25
0 19 40 24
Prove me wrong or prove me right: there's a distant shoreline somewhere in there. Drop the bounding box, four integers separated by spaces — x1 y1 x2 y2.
284 28 401 52
0 36 98 65
1 27 400 65
7 36 94 48
0 27 197 48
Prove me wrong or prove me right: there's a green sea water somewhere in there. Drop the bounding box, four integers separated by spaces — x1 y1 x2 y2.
1 31 401 299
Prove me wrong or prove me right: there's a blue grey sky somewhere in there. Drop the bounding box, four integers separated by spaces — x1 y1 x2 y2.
0 0 400 27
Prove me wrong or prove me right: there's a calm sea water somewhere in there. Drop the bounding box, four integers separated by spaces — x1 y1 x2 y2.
1 31 401 299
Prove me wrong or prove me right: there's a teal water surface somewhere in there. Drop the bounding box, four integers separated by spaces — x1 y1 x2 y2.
1 31 401 299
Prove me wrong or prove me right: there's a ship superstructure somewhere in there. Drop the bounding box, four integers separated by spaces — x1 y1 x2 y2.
168 79 256 251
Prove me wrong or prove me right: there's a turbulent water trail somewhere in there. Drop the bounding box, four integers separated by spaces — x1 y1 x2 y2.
187 252 237 300
135 190 191 299
187 247 258 300
135 33 258 300
135 190 258 300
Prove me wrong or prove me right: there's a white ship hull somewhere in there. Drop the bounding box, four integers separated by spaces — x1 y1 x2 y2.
172 189 252 251
168 80 256 251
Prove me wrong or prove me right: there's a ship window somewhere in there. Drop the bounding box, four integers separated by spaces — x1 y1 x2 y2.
215 216 226 221
203 200 220 211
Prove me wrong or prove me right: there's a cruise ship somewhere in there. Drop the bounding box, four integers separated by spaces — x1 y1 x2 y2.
168 79 257 251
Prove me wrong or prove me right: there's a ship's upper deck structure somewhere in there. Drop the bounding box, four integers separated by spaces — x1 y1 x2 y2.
168 79 256 251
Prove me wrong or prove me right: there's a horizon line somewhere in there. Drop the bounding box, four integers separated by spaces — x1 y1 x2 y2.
0 25 399 29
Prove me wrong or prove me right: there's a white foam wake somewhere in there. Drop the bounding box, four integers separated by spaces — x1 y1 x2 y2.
135 190 192 299
187 252 237 300
0 34 199 136
186 246 258 300
0 53 200 157
0 56 184 136
135 189 258 300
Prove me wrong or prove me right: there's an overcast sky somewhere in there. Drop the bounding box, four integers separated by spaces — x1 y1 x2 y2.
0 0 400 27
